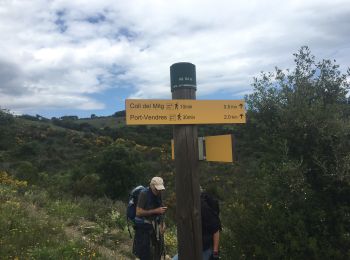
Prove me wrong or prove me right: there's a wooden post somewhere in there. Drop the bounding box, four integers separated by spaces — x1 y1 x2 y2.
171 63 202 260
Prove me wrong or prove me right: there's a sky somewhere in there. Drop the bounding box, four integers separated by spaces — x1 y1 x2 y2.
0 0 349 118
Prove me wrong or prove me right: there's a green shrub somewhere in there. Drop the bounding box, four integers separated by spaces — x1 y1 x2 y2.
76 196 126 227
73 174 104 197
14 161 39 183
46 200 85 224
24 187 50 207
94 142 149 199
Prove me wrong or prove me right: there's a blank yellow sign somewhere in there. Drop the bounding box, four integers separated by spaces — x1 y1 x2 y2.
171 134 234 163
205 134 234 163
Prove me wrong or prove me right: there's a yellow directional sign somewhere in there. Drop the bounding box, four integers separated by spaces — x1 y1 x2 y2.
125 99 246 125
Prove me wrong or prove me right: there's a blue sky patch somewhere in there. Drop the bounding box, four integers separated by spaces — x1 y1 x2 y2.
118 27 137 41
55 10 67 33
86 13 106 24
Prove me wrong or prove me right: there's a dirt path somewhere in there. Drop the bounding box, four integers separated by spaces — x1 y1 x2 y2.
25 202 134 259
64 223 134 260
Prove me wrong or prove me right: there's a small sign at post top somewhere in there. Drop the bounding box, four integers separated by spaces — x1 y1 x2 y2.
125 99 246 125
170 62 196 91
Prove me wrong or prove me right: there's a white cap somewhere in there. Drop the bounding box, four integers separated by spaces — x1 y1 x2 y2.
150 177 165 190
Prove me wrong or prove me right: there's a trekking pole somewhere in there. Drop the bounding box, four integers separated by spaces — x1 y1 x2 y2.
150 218 160 260
153 215 166 260
127 221 133 238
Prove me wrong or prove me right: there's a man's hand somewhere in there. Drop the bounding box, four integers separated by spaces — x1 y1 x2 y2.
155 206 167 215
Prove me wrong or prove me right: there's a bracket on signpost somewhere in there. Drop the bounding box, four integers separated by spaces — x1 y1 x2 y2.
198 137 205 161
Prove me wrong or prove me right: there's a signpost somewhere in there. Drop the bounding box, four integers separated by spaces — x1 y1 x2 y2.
171 62 202 260
125 99 245 125
125 62 246 260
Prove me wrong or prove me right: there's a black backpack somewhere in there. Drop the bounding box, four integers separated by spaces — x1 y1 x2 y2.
201 192 220 217
201 192 221 250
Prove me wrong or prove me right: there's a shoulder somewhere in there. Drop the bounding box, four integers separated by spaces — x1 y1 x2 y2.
201 192 220 215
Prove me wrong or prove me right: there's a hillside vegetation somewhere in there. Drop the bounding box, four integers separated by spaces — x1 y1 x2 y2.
1 47 350 259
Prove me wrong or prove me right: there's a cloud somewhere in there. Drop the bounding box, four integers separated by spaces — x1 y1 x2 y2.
0 58 28 95
0 0 349 115
0 92 105 115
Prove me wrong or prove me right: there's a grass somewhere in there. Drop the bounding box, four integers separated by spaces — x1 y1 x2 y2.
0 181 100 259
0 171 134 259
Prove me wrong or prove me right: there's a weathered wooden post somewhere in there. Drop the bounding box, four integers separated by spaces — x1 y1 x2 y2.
170 62 202 260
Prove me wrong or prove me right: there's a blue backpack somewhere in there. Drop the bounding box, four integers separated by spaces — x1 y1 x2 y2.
127 185 153 237
126 185 163 237
127 185 146 223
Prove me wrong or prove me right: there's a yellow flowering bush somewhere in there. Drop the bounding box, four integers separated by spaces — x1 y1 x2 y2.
95 136 113 146
164 227 178 256
0 171 27 188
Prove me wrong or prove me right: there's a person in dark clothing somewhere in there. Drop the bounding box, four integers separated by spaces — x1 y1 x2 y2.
200 191 221 259
172 191 221 260
133 177 167 260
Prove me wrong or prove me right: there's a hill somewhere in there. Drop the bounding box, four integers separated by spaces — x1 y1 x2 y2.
78 116 125 129
0 110 178 259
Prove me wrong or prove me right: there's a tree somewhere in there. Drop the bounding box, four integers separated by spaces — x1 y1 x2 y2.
112 110 126 117
221 47 350 259
94 141 150 199
247 46 350 185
